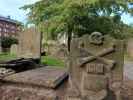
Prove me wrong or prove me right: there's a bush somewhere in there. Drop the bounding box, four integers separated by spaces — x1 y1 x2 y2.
1 37 18 48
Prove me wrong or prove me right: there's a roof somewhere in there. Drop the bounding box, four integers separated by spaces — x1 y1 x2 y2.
0 16 19 24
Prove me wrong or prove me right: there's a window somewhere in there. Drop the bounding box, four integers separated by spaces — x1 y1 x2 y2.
4 29 6 32
11 26 15 29
12 30 15 33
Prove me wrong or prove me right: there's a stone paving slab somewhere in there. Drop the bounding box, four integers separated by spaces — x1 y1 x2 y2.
2 67 68 89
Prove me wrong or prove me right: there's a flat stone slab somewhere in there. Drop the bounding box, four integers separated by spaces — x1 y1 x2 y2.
2 67 68 89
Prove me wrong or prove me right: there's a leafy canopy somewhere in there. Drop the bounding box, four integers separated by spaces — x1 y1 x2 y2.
22 0 133 39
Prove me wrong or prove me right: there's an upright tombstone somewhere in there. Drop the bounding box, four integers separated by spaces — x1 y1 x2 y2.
66 32 124 100
10 44 18 55
18 27 41 61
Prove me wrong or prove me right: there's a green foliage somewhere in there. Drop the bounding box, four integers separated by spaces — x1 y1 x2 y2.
1 37 18 48
22 0 133 41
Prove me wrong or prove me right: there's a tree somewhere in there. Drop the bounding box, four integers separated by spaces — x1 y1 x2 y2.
22 0 133 51
1 37 18 48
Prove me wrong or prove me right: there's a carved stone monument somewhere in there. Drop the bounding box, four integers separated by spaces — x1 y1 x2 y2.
67 32 124 100
18 27 41 61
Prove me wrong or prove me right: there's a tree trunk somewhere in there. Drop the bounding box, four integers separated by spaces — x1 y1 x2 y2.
67 25 72 52
67 34 71 52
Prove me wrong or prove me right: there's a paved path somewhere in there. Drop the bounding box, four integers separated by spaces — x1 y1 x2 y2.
124 62 133 80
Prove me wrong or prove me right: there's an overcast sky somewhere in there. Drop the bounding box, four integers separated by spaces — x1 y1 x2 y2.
0 0 133 25
0 0 40 23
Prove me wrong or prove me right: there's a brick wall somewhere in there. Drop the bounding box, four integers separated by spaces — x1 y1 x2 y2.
0 19 21 38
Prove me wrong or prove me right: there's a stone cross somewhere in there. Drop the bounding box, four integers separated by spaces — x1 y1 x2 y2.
66 32 124 100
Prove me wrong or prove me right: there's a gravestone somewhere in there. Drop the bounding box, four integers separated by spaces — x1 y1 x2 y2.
10 44 18 55
127 38 133 58
18 27 41 61
66 32 124 100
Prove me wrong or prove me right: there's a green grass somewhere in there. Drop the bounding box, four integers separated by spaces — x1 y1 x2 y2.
41 56 65 68
0 53 65 68
0 53 17 62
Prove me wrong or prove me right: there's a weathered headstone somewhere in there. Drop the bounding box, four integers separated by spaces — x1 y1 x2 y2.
10 44 18 55
127 38 133 58
18 27 41 61
66 32 124 100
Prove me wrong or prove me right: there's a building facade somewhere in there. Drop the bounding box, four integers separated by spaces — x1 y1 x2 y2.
0 16 21 38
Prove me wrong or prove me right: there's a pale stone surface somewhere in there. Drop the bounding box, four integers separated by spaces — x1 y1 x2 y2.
18 27 41 59
127 38 133 58
0 85 58 100
10 44 18 55
3 67 68 89
0 67 68 100
66 32 124 100
0 68 15 78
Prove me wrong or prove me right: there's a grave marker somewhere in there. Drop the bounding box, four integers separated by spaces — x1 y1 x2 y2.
18 27 41 61
67 32 124 100
10 44 18 55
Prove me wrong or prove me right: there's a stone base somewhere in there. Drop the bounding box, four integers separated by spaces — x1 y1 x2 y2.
0 67 69 100
0 85 58 100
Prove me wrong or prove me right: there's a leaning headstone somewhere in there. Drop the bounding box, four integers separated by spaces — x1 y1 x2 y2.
18 27 41 61
66 32 124 100
10 44 18 55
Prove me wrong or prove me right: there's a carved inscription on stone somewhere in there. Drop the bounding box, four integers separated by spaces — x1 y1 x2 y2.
86 63 104 74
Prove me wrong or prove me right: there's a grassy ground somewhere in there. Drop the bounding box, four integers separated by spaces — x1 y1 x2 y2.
41 56 65 68
0 53 65 68
0 53 17 62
